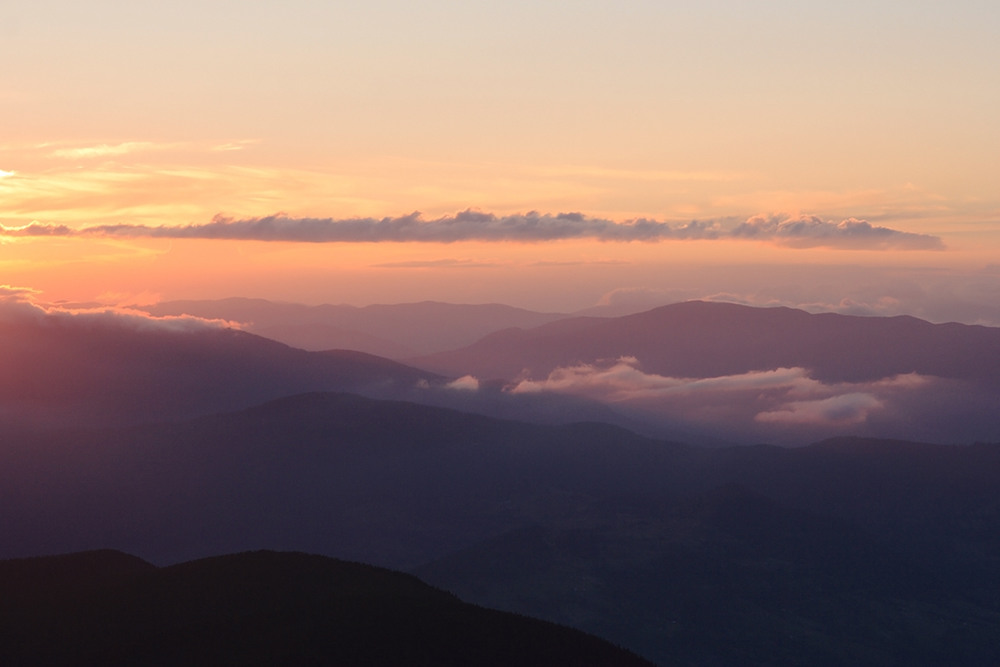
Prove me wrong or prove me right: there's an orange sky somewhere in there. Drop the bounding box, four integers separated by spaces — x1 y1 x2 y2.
2 2 999 320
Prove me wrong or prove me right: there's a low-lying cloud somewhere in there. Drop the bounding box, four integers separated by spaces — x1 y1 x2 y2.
507 357 933 429
1 210 943 250
445 375 481 391
0 285 239 332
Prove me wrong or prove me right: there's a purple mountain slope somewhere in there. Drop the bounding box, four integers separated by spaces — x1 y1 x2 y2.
409 300 1000 383
407 300 1000 444
0 315 441 430
142 298 568 356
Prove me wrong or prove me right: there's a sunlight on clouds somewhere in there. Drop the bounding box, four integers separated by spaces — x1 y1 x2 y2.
0 134 996 310
508 357 933 429
210 139 260 152
49 142 164 159
0 284 239 331
755 393 883 425
0 140 987 251
93 290 162 308
445 375 480 391
525 164 750 184
0 162 357 227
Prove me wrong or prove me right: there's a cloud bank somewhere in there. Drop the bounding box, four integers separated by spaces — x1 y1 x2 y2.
0 211 943 250
731 214 943 250
0 285 239 332
507 357 933 429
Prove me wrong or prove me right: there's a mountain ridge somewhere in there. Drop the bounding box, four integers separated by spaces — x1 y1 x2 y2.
4 390 1000 664
0 549 651 666
410 299 1000 382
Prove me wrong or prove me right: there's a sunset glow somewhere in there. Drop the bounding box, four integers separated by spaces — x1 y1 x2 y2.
2 1 998 319
4 6 1000 660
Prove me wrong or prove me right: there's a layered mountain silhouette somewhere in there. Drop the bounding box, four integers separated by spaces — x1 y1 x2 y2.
13 298 996 443
142 298 567 356
409 300 1000 444
0 549 650 666
4 391 1000 664
0 312 439 430
0 302 626 436
4 298 1000 662
411 299 1000 383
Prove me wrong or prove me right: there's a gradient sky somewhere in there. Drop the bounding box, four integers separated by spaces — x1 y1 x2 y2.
2 1 999 320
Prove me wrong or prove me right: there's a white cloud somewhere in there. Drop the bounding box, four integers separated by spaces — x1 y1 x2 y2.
49 142 161 159
445 375 480 391
0 287 239 332
507 357 933 429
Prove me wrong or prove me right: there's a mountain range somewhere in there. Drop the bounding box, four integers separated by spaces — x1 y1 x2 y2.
4 390 1000 664
3 297 1000 663
141 298 568 357
121 297 1000 444
411 299 1000 383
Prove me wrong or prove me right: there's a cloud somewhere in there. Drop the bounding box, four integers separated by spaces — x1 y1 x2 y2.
372 258 501 269
0 284 38 296
507 357 933 430
527 165 748 183
445 375 480 391
49 142 162 159
755 393 884 425
510 359 821 402
0 287 239 332
0 210 944 250
732 213 944 250
0 222 75 236
210 139 259 152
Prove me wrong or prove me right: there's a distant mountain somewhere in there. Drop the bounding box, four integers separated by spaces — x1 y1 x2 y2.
0 305 654 437
4 391 1000 663
411 300 1000 383
0 314 441 430
409 300 1000 444
0 549 651 666
142 298 568 356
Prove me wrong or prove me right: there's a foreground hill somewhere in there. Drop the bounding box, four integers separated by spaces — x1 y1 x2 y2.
0 549 649 666
4 391 1000 663
142 298 568 356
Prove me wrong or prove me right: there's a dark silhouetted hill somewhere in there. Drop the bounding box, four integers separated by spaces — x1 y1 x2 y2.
0 549 650 666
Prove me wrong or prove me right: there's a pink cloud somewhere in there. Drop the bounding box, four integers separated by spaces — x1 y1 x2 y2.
507 357 933 430
755 393 884 425
0 287 239 332
445 375 480 391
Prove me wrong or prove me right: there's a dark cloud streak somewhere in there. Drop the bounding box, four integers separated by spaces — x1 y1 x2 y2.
1 210 944 250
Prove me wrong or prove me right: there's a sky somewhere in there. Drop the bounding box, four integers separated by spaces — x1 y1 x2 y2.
2 1 999 320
